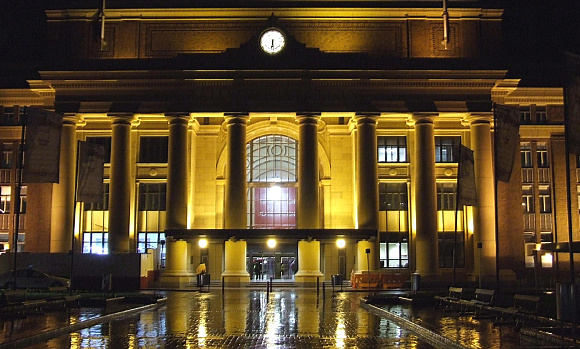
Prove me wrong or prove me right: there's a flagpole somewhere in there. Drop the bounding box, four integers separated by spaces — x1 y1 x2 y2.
564 73 575 285
11 108 27 289
493 104 501 289
69 140 82 295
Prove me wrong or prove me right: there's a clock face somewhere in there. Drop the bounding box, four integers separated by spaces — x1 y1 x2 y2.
260 29 285 55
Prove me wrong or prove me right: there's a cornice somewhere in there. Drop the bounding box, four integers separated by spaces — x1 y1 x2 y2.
43 78 501 91
45 8 503 21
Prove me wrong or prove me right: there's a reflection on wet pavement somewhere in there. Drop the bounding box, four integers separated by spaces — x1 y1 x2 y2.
24 290 435 348
383 304 538 348
0 308 103 343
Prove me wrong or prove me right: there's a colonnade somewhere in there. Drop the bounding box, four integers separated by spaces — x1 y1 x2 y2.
49 112 497 287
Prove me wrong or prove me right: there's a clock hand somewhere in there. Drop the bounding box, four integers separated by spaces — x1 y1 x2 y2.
271 39 275 49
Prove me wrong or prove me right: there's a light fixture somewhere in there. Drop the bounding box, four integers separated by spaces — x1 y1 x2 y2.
336 239 346 249
199 238 208 248
267 238 276 248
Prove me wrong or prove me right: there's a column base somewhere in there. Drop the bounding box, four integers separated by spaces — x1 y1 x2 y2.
221 271 250 287
159 272 194 289
294 271 323 287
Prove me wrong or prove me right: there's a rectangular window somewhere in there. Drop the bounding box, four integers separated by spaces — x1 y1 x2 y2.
379 233 409 268
82 232 108 254
539 185 551 213
379 183 408 211
1 107 17 126
139 136 168 163
520 108 532 124
0 186 10 214
437 183 456 211
1 143 12 169
139 183 166 211
435 136 460 163
521 142 532 168
248 186 296 229
137 232 166 267
522 186 534 213
537 142 549 168
536 107 547 123
378 136 407 163
86 136 112 163
438 232 465 268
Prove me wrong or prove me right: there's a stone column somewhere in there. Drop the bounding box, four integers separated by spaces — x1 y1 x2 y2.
160 237 191 288
296 114 320 228
224 115 248 229
467 114 497 283
410 114 438 278
356 240 378 272
222 115 250 286
108 115 134 253
295 240 323 287
166 114 190 230
222 239 250 286
160 114 193 288
355 115 379 230
50 114 79 253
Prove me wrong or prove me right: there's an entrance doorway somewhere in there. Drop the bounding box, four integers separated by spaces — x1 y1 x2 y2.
247 242 297 281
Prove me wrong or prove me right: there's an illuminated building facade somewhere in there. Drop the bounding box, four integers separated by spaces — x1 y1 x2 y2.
0 1 574 288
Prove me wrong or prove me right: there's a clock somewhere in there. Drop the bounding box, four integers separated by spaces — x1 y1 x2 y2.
260 29 286 55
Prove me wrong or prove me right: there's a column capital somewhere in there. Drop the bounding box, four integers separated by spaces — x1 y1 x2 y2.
461 113 493 127
224 113 249 125
406 113 437 127
62 113 85 126
108 113 136 126
353 113 379 126
165 113 191 126
295 113 320 125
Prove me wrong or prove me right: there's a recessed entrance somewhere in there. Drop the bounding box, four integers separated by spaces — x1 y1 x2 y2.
247 242 297 281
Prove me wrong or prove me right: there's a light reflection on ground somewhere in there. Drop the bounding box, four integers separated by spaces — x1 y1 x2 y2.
382 304 540 348
23 289 435 348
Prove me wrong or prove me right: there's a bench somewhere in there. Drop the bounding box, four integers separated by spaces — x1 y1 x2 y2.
434 287 464 307
458 288 494 316
491 294 540 324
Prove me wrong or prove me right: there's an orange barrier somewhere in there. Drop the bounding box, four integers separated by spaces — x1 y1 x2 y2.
351 272 407 289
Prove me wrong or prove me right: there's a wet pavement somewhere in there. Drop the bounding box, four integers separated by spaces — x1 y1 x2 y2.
15 289 435 349
0 288 559 348
381 304 535 348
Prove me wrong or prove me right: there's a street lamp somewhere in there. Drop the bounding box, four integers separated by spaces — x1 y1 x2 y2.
267 238 276 249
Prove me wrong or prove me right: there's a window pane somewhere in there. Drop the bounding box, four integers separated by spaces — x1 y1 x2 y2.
139 136 168 163
377 136 407 163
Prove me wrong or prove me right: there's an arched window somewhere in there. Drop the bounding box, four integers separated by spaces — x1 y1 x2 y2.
246 135 297 228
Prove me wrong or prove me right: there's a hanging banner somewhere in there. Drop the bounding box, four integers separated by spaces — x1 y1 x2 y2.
456 144 477 207
494 104 520 182
76 141 105 203
566 52 580 155
23 107 63 183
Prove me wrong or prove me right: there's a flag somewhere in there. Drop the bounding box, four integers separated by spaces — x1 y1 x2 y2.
23 107 63 183
494 104 520 182
566 52 580 155
76 141 105 203
456 144 477 207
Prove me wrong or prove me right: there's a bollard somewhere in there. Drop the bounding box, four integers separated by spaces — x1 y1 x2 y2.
270 277 273 292
322 281 325 298
222 276 225 293
317 277 320 297
266 280 270 300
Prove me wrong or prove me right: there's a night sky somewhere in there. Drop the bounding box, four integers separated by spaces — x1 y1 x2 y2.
0 1 579 87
